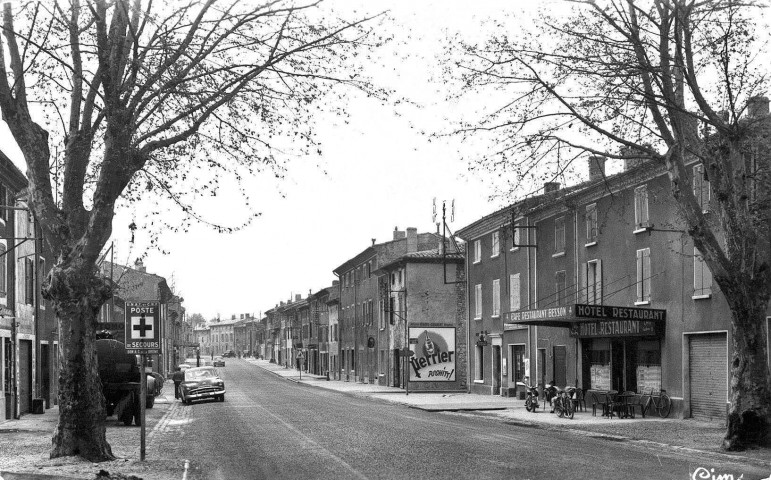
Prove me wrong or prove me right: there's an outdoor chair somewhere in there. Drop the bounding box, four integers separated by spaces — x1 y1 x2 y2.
572 388 586 412
590 391 607 417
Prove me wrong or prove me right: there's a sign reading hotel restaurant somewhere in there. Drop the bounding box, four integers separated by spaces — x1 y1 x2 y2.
125 301 161 354
574 304 666 322
569 319 659 338
408 327 456 382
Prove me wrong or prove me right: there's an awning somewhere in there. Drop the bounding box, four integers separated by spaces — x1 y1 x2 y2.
504 304 666 338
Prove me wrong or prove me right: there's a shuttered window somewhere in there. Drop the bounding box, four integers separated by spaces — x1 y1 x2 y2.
636 248 651 303
0 243 5 295
509 273 520 311
473 240 481 263
491 231 500 258
554 216 565 253
474 284 482 319
555 270 566 305
492 279 500 317
693 248 713 297
692 164 711 212
634 185 649 229
586 260 602 305
586 204 598 243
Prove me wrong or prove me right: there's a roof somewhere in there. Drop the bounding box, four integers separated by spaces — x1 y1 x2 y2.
102 261 173 303
378 248 465 272
0 149 28 193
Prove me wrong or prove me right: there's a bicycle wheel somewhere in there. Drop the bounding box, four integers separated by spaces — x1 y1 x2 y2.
525 397 533 412
567 401 574 419
657 393 672 418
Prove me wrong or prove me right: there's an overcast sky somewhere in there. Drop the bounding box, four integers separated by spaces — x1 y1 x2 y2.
0 1 559 321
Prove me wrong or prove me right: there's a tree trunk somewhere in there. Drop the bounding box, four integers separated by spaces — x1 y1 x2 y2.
46 260 115 461
723 293 771 451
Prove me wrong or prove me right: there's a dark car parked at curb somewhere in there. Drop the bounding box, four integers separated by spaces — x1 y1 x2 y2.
180 366 226 404
222 350 236 358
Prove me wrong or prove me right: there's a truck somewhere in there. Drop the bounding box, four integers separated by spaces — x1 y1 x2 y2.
95 338 163 426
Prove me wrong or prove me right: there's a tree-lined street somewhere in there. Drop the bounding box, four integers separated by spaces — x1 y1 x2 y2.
151 360 769 480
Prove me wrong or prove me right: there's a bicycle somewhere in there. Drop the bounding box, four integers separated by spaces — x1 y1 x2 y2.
641 388 671 418
553 387 575 419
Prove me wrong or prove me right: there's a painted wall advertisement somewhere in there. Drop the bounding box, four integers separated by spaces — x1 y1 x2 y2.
408 327 456 382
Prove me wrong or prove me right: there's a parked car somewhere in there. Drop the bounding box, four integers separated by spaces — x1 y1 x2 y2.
213 356 225 367
222 350 236 358
179 367 225 404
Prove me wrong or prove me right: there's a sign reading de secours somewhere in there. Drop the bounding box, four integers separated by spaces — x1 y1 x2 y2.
125 301 161 354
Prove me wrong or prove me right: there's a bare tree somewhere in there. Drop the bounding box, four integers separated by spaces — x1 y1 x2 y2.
0 0 385 461
448 0 770 449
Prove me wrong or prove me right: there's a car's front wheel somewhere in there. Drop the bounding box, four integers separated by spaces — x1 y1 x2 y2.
220 394 225 402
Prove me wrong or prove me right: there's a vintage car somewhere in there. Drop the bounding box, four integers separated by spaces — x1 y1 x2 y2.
213 356 225 367
179 366 225 404
222 350 236 358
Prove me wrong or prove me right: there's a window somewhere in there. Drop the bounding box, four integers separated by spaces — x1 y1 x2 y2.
0 242 5 296
491 231 500 258
692 164 711 212
474 284 482 319
634 185 649 229
492 279 500 317
511 220 521 250
586 204 598 244
379 299 385 329
509 273 520 311
554 216 565 254
389 296 396 325
693 248 713 298
636 248 651 303
475 345 484 381
555 270 566 305
473 240 481 263
20 257 34 305
0 184 6 222
585 260 602 305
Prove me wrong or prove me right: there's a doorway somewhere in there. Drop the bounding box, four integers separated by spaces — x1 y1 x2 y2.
392 349 401 387
553 345 566 387
492 346 501 395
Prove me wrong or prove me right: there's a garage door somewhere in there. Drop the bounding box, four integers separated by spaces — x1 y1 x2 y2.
689 333 727 419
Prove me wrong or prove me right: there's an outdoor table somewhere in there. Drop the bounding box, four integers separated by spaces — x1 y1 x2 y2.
615 392 637 418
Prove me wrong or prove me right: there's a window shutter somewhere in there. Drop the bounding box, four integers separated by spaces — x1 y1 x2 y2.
693 248 702 294
693 165 703 209
579 263 587 304
596 260 603 305
644 249 651 300
636 250 643 302
510 274 520 311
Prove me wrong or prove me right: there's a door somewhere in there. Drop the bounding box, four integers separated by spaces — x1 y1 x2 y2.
538 348 546 389
553 345 566 388
19 340 32 415
689 333 727 419
611 340 625 391
41 344 50 408
492 346 501 395
392 349 401 388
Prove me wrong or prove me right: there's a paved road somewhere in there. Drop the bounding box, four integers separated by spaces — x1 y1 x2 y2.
155 359 769 480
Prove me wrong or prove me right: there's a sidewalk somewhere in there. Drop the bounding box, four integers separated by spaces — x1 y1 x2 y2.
250 358 771 468
0 381 185 480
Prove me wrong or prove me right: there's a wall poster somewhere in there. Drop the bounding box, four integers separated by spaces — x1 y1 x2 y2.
408 327 456 382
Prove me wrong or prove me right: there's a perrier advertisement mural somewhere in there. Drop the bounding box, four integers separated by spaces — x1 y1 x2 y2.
409 327 456 382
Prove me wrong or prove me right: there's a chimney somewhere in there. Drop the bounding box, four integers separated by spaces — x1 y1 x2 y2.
406 227 418 253
295 294 301 302
393 226 405 240
332 280 339 286
543 182 561 194
747 96 769 118
371 238 376 246
134 258 146 272
240 314 244 319
280 301 285 306
232 314 236 320
588 156 606 181
621 146 650 171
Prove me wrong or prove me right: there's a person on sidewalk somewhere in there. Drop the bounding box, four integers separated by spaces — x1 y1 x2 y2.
171 367 185 399
544 380 558 413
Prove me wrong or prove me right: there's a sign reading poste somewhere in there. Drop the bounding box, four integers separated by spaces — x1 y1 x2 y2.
125 301 161 354
408 327 456 382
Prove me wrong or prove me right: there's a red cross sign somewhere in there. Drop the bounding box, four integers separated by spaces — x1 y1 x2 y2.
125 301 161 354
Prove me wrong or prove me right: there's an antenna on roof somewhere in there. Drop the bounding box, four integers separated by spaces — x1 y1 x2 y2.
432 197 437 224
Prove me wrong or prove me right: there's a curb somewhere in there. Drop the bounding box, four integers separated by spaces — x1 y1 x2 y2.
256 362 771 469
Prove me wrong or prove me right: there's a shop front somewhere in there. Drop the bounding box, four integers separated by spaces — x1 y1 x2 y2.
506 304 666 393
